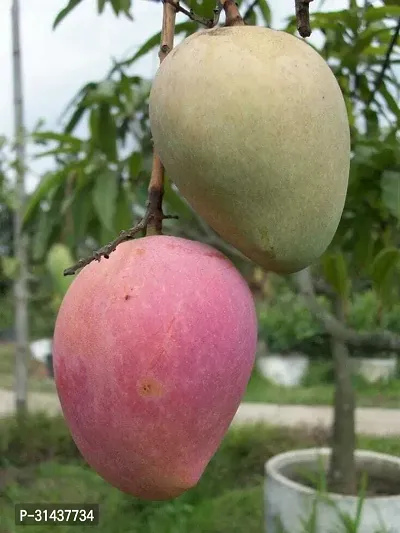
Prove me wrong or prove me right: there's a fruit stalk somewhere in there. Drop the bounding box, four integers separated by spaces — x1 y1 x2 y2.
295 0 313 38
221 0 245 27
146 0 177 236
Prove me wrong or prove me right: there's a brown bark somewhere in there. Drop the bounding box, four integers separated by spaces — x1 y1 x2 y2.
327 296 357 495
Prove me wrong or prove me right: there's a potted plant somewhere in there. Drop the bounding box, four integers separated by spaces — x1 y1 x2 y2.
264 3 400 532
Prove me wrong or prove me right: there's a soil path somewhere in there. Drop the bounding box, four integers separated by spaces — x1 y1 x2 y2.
1 388 399 436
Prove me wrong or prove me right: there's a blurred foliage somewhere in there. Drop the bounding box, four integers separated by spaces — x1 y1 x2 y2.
258 279 400 354
0 0 396 346
23 1 399 300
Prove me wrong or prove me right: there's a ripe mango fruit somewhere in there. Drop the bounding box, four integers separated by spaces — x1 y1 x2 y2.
53 236 257 500
149 26 350 274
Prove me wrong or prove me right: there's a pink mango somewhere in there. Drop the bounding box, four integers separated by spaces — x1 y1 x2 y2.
53 236 257 500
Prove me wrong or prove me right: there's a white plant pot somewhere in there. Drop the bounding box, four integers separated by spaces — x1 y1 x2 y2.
256 353 309 387
264 448 400 533
30 338 53 363
354 355 397 383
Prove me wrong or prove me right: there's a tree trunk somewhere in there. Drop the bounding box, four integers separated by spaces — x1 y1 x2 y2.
11 0 29 422
328 296 357 495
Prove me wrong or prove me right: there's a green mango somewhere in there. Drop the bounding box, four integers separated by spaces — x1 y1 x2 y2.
149 26 350 274
46 243 75 299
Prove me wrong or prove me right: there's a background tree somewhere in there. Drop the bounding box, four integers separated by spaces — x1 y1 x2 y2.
22 0 400 496
11 0 30 421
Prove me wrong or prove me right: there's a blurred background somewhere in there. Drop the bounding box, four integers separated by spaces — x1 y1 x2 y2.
0 0 399 532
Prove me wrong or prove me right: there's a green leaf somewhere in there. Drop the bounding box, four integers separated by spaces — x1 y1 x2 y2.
381 170 400 220
364 5 400 21
119 0 133 19
97 0 107 13
321 252 350 299
110 0 120 15
89 108 99 145
2 257 19 280
340 28 384 68
129 22 197 64
257 0 271 26
371 247 400 306
33 131 83 148
114 187 133 233
32 208 58 262
163 176 193 222
71 183 94 242
244 9 257 25
53 0 83 29
380 81 400 120
65 105 87 134
128 152 142 179
92 170 119 232
98 104 117 161
23 171 66 227
46 244 75 298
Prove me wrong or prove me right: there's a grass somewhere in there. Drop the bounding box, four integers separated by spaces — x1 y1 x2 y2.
1 413 400 533
244 365 400 408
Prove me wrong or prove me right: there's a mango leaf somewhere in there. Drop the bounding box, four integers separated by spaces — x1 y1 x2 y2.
352 224 375 273
244 9 257 25
92 169 119 232
64 105 87 134
72 183 94 242
321 252 350 299
370 247 400 306
128 22 197 65
380 81 400 120
381 170 400 220
163 176 194 222
46 244 75 298
110 0 133 18
364 5 400 21
53 0 83 29
190 0 215 18
98 104 117 161
89 108 99 146
33 131 83 148
31 208 58 262
257 0 271 26
114 187 134 233
128 152 142 179
340 27 386 68
2 257 19 280
23 171 66 227
110 0 120 15
97 0 107 13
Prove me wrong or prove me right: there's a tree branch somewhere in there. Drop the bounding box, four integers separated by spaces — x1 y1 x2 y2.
295 0 313 38
367 17 400 107
64 0 179 275
163 0 214 27
146 0 177 236
222 0 245 26
293 268 400 352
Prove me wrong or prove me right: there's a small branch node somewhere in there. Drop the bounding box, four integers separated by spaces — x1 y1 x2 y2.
295 0 314 38
222 0 245 26
163 0 214 27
